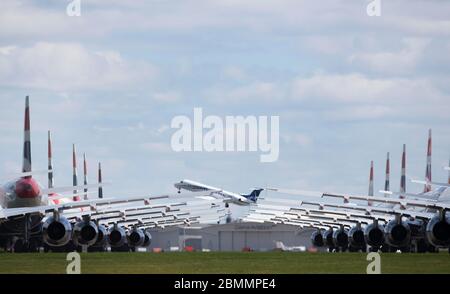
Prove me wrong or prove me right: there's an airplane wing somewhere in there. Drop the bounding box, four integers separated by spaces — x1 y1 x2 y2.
267 187 450 210
0 191 210 221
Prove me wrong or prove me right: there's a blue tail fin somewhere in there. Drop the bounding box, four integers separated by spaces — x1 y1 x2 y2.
242 188 264 202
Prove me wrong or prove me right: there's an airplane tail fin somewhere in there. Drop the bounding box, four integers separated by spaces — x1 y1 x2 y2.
83 153 88 200
448 159 450 185
242 188 264 202
424 129 432 193
72 144 80 201
400 144 406 197
368 161 374 205
384 152 390 194
22 96 32 175
98 162 103 199
48 130 54 188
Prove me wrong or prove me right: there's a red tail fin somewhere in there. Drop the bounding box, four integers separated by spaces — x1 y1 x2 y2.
83 153 88 200
22 96 32 174
98 162 103 199
384 152 390 193
400 144 406 197
424 129 432 193
72 144 80 201
48 130 54 188
368 161 374 205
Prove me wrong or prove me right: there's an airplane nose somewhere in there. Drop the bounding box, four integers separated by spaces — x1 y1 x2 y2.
15 178 40 199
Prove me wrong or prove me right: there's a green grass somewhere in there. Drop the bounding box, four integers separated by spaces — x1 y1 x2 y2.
0 252 449 274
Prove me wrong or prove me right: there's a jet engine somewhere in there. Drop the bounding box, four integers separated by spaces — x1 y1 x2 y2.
108 225 127 247
143 231 152 247
364 220 385 248
348 225 366 249
72 218 98 247
384 218 411 248
322 228 334 249
127 228 145 247
311 230 324 247
42 214 72 247
426 215 450 247
332 226 349 249
94 224 108 246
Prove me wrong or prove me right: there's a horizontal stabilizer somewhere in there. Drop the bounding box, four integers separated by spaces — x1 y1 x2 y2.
42 182 110 195
411 179 450 188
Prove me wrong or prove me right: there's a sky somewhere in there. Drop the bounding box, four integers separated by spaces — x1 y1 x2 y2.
0 0 449 217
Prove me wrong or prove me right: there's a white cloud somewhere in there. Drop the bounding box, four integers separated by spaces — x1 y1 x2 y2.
282 133 312 147
349 38 430 74
0 42 157 91
140 142 172 153
152 91 181 103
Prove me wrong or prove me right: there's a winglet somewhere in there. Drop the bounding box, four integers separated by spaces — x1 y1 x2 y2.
22 96 32 174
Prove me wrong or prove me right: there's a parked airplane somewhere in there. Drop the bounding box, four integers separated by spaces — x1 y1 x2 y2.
249 130 450 253
174 179 263 205
0 96 223 252
274 241 305 252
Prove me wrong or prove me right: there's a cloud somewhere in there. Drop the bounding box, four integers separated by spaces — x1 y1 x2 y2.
0 42 157 91
140 142 173 153
349 38 430 74
282 133 313 147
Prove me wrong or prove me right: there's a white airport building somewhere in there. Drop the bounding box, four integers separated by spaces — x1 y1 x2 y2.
147 222 316 252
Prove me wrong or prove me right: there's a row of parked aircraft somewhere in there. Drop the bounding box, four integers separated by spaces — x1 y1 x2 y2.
243 130 450 253
0 97 227 252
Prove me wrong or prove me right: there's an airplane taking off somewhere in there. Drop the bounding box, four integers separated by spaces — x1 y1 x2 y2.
174 179 263 205
0 96 223 252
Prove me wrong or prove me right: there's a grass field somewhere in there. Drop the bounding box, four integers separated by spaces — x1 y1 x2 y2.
0 252 449 274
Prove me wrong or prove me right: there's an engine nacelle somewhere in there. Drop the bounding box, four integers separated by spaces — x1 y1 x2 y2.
384 220 411 248
127 228 145 247
348 225 365 248
143 231 152 247
332 227 349 248
72 219 98 247
311 230 324 247
108 225 127 247
42 215 72 247
364 222 385 248
94 224 108 246
426 215 450 247
322 229 334 248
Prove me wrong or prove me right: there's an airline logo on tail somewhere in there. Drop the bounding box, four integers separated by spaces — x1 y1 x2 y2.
242 189 264 202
